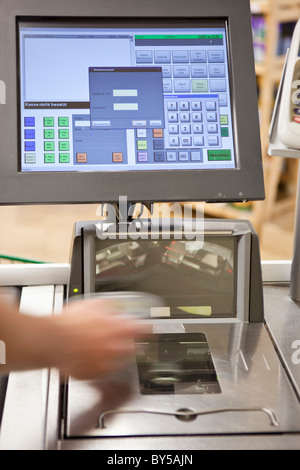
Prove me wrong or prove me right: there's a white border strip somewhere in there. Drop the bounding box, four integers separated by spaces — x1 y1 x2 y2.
261 260 291 283
0 263 70 286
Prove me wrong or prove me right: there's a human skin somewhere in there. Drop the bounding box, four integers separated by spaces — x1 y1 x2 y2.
0 297 147 380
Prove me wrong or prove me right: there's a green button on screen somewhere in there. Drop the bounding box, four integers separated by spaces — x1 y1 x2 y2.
192 79 208 93
137 140 148 150
208 150 232 161
221 127 229 137
44 129 55 139
44 117 54 127
59 153 70 163
44 141 55 151
58 117 69 127
59 141 69 151
44 153 55 163
59 129 69 139
220 115 229 125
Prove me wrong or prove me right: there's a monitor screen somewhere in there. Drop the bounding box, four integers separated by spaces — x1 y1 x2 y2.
0 0 264 204
18 21 236 173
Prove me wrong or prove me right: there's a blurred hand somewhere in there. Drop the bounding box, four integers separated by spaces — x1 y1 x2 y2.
50 298 148 380
0 297 149 380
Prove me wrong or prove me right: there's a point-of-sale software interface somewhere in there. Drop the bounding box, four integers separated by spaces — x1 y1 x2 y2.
19 22 236 172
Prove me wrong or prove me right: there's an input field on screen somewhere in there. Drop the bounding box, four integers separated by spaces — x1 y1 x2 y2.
74 120 91 127
113 89 138 97
113 103 139 111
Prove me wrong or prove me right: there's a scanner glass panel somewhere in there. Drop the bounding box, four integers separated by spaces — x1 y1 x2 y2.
18 20 236 172
94 236 237 319
135 333 221 395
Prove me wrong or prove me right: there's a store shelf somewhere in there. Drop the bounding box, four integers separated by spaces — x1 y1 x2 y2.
251 0 270 15
205 0 300 232
251 0 300 16
255 56 285 79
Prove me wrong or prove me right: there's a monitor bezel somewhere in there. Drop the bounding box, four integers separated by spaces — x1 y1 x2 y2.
0 0 264 205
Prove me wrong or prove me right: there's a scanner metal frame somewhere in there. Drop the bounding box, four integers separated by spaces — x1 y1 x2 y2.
64 219 300 441
68 219 264 324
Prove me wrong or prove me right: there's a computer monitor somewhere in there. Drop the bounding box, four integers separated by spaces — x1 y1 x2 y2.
0 0 264 205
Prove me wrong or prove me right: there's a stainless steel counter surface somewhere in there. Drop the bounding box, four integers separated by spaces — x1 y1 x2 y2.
60 283 300 449
264 284 300 400
61 434 300 450
1 270 300 450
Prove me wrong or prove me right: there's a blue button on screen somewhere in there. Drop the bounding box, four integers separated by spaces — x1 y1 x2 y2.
24 117 35 127
25 129 35 139
25 141 36 151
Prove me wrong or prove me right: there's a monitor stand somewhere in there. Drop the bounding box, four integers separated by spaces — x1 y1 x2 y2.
268 50 300 302
95 199 202 240
289 169 300 301
268 147 300 302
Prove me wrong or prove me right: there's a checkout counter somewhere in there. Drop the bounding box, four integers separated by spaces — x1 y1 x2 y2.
0 0 299 451
0 219 300 450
